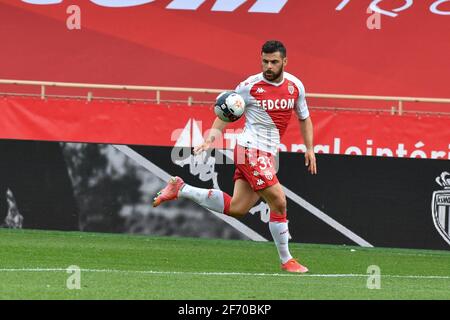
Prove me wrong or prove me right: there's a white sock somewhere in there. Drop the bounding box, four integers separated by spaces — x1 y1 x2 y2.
269 221 293 264
178 184 226 214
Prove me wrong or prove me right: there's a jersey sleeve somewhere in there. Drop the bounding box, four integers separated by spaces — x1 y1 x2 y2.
295 81 310 120
234 79 252 106
235 82 244 94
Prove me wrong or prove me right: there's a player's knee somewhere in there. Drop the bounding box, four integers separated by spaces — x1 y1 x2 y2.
270 196 287 213
229 200 248 218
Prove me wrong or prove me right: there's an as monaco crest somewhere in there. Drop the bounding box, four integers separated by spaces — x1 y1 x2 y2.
288 83 295 95
431 172 450 246
263 170 273 181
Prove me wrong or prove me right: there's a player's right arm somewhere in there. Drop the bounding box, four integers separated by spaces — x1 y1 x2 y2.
193 117 229 155
194 78 251 155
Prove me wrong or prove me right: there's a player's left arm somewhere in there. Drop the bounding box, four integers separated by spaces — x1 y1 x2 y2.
295 79 317 175
299 116 317 175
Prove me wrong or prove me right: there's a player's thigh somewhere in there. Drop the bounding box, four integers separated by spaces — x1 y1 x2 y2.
257 182 286 211
230 179 260 216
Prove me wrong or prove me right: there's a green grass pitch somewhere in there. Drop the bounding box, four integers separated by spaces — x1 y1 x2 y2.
0 228 449 300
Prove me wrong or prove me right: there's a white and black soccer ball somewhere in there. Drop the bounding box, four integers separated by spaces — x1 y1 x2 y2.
214 91 246 122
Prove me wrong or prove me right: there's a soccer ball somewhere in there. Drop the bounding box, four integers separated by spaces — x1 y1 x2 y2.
214 91 246 122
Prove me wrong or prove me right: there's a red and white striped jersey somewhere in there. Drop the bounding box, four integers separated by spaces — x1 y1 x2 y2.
235 72 309 154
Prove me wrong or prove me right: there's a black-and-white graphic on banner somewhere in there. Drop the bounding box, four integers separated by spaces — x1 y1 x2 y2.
432 172 450 246
172 119 221 189
2 139 450 250
0 140 245 239
0 140 78 230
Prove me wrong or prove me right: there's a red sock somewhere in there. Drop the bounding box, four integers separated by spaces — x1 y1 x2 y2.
270 211 287 223
223 192 232 215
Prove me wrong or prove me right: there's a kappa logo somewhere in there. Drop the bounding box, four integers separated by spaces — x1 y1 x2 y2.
23 0 289 13
256 179 265 186
249 201 270 223
253 171 260 176
431 172 450 246
255 88 266 94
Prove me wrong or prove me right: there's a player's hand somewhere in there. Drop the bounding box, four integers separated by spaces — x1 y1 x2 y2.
305 149 317 175
193 140 212 155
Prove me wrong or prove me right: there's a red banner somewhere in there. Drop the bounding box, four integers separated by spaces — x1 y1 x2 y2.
1 97 449 160
1 0 449 100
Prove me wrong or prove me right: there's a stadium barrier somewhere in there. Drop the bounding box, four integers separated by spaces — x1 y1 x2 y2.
1 79 450 115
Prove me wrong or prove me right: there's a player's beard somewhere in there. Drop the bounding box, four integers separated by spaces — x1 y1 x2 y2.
264 68 283 82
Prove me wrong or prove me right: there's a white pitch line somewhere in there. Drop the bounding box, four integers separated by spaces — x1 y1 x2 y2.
0 268 449 280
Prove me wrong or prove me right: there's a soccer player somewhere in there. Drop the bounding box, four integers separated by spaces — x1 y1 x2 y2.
153 40 317 273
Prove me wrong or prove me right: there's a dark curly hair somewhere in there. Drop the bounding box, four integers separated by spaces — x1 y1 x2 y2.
261 40 287 58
